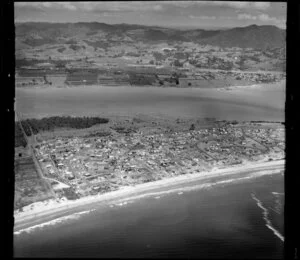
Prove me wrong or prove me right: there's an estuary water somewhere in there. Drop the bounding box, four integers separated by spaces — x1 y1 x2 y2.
14 83 285 258
15 83 285 121
14 173 284 258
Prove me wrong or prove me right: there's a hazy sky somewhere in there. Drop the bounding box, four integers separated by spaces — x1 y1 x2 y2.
15 1 287 29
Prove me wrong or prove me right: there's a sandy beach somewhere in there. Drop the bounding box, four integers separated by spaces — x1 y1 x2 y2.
14 158 284 232
216 79 285 91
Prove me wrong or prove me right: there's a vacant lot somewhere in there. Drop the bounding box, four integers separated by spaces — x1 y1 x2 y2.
14 156 53 210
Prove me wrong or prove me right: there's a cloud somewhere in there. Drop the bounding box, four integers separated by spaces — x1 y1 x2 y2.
252 2 271 10
237 13 257 20
15 1 271 13
237 12 286 28
258 13 275 22
15 2 51 10
224 2 271 10
57 2 77 11
98 12 121 18
238 12 283 23
79 2 163 13
14 1 285 28
15 2 77 11
162 1 271 10
189 15 216 20
257 14 286 27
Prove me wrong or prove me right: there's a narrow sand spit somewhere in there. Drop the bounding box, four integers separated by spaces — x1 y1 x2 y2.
217 80 285 92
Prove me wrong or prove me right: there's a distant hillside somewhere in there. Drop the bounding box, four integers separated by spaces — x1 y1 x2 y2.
199 25 286 49
15 22 285 50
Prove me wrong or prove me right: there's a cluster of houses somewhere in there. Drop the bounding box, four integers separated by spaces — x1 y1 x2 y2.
34 123 285 197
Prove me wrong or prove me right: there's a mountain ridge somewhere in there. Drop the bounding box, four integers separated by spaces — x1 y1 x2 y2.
16 22 285 50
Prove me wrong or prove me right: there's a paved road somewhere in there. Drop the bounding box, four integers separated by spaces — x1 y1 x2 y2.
43 177 70 188
16 111 56 197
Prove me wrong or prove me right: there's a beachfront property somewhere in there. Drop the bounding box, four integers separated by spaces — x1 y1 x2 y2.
28 121 284 201
13 3 287 258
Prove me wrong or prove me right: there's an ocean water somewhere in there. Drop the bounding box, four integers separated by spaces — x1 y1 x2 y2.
15 85 285 121
14 84 285 257
14 173 284 258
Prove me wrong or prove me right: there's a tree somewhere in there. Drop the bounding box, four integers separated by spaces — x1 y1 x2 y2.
189 124 195 131
174 59 182 67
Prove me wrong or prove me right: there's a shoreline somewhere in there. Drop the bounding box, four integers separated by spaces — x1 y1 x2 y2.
15 79 285 90
15 80 285 122
14 159 284 232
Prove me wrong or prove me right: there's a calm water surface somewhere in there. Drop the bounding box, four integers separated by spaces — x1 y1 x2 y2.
15 85 285 121
15 85 285 258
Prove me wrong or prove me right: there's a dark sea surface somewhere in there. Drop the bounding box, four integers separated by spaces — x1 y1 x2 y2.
15 85 285 121
14 173 284 258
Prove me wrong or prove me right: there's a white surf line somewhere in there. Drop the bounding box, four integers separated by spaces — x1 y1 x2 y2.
15 161 284 225
14 209 96 236
251 193 284 242
111 200 136 207
269 207 281 215
271 192 284 196
114 169 282 205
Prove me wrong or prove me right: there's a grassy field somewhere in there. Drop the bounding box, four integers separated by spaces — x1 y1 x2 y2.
14 156 54 210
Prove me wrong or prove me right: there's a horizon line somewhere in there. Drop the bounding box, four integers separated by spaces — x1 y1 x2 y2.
14 21 285 30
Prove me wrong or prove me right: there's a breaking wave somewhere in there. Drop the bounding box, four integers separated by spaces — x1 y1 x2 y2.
14 169 282 236
251 193 284 242
271 192 284 196
14 209 95 236
114 170 281 205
